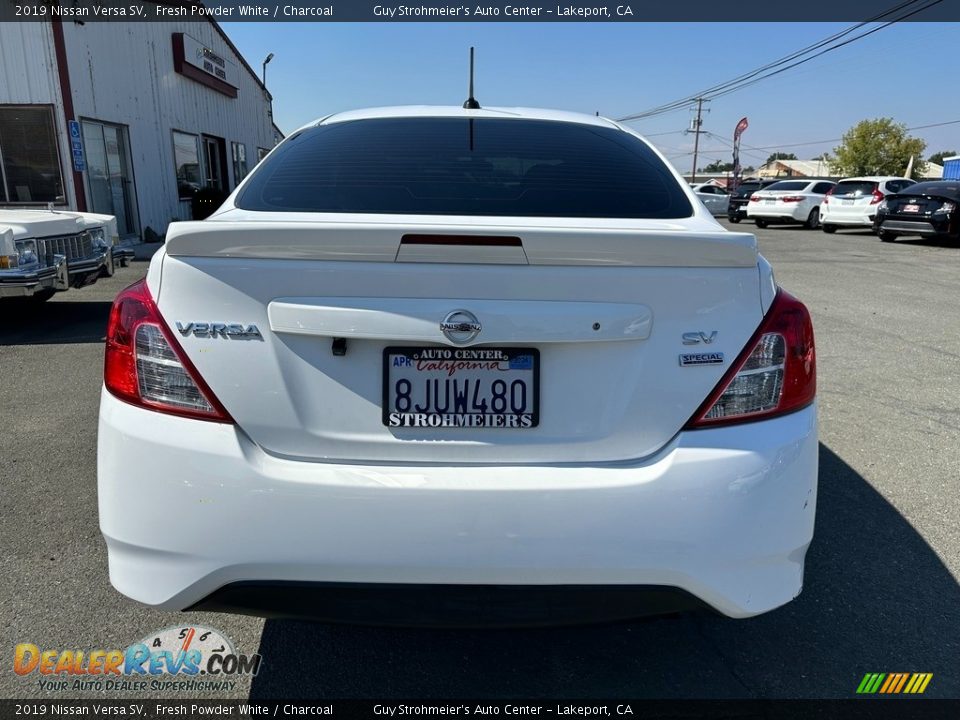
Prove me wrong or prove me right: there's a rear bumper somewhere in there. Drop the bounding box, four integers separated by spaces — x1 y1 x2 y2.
98 390 818 620
746 205 806 222
728 203 748 219
879 218 953 236
0 255 68 298
189 581 710 626
820 208 874 227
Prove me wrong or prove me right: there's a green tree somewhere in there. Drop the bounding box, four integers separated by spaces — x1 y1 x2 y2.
928 150 957 166
832 118 927 179
700 160 734 173
764 152 798 165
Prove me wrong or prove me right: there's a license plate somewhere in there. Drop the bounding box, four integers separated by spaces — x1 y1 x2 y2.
383 346 540 429
764 199 775 204
842 199 855 206
903 204 920 213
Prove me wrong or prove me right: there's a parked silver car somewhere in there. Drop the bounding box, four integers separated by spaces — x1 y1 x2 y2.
690 182 730 216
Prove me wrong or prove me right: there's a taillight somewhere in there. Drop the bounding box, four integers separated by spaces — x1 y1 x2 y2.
780 195 804 203
104 279 233 422
870 189 885 205
749 195 759 202
686 289 815 428
823 188 833 205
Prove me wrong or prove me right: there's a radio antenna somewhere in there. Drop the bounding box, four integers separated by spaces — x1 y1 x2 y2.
463 47 480 109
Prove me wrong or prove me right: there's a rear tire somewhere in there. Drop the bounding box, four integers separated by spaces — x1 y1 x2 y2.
754 219 769 229
822 224 837 234
728 216 741 224
879 231 897 242
805 208 821 230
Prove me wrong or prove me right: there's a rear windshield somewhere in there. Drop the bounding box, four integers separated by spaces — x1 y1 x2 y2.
764 181 809 191
902 182 960 197
734 182 762 195
236 118 693 219
833 181 877 197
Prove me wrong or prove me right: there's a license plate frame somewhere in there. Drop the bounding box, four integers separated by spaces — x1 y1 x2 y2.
382 346 541 429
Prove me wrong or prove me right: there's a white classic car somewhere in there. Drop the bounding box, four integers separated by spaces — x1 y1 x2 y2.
0 208 133 300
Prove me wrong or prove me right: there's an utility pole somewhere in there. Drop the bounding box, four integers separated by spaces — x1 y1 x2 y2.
690 98 705 184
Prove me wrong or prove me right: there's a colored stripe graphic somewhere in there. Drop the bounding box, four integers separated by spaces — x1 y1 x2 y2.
879 674 895 693
892 673 910 693
857 673 932 694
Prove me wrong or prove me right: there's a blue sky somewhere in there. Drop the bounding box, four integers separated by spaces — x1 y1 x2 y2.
222 22 960 169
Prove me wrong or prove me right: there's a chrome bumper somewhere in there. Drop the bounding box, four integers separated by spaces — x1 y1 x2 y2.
112 246 135 267
0 255 69 298
69 249 114 286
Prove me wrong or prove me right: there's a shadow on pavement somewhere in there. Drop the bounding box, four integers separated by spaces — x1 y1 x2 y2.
248 444 959 699
892 236 960 249
0 299 112 346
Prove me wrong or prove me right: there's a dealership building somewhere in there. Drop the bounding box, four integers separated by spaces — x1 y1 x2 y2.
0 16 279 240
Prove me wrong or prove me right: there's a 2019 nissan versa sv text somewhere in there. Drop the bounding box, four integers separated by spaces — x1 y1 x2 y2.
98 106 817 624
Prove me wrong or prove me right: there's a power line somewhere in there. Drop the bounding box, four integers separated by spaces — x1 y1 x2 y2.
737 118 960 153
701 132 769 163
620 0 940 122
642 130 687 138
616 0 943 123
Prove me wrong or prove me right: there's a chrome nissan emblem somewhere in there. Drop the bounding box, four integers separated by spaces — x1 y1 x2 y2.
440 310 482 345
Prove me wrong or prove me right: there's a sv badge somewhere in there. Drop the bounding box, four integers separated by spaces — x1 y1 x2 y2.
682 331 718 345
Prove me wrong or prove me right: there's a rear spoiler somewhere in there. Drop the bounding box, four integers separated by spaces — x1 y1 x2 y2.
164 220 758 268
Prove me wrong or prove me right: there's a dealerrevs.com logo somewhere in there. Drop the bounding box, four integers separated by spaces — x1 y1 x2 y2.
14 625 262 692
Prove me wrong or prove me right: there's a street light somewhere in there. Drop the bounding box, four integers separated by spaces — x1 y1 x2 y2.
262 53 274 86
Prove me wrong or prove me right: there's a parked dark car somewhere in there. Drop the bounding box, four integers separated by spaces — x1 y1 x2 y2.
727 178 779 223
874 181 960 242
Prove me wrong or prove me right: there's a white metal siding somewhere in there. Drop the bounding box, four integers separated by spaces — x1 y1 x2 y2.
61 21 274 235
0 22 77 208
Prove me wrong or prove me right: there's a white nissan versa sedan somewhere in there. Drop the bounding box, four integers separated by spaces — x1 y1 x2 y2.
98 107 817 624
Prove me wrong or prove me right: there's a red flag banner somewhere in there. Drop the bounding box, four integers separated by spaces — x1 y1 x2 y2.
734 117 749 140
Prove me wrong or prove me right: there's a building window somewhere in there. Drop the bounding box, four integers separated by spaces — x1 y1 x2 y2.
231 142 248 184
172 130 202 199
257 147 270 162
0 105 65 204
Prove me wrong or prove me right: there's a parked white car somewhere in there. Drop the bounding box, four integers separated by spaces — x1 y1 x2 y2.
747 179 836 229
0 208 132 300
690 182 730 216
98 106 818 623
820 176 916 233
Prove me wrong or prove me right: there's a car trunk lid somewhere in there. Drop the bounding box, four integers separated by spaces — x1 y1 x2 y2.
154 216 764 464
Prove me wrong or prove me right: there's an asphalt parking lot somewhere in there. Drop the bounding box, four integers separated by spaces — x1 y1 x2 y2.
2 223 958 700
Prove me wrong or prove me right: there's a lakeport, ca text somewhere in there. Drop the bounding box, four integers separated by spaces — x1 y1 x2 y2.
372 5 635 17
